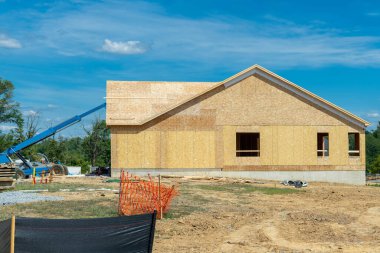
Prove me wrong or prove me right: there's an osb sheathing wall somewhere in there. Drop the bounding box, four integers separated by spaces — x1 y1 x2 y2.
111 129 216 169
107 81 216 125
108 74 365 171
222 125 365 170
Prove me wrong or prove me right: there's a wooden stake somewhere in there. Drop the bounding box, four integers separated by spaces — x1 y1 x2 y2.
49 172 53 183
10 215 15 253
118 170 123 215
32 167 36 185
158 174 162 219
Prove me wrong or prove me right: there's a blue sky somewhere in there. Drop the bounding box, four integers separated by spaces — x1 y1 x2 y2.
0 0 380 136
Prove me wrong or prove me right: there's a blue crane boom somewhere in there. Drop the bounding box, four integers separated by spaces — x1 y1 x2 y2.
0 103 106 165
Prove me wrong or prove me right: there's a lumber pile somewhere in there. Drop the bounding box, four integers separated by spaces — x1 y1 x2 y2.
0 164 15 190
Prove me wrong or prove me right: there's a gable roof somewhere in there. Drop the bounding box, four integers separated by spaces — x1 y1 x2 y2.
106 65 370 128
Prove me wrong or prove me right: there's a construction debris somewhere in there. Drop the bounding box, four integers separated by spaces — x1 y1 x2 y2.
281 180 308 188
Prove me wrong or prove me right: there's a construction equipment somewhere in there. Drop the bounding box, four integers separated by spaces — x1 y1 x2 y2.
0 103 106 190
13 153 68 180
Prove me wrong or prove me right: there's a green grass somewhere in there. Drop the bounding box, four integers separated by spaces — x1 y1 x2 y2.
105 178 120 183
165 182 302 219
0 181 120 221
1 181 302 221
193 183 302 195
0 198 119 221
164 195 211 219
12 182 115 192
368 184 380 187
163 185 214 219
164 182 301 219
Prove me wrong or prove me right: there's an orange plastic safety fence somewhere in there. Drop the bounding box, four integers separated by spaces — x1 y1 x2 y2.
118 171 178 219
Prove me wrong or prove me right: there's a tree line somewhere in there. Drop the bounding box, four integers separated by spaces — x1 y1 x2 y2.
0 78 109 173
366 123 380 174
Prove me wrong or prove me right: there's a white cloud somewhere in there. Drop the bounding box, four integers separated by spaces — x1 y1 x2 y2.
24 110 38 116
22 1 380 68
0 34 21 48
3 2 380 70
102 39 147 55
367 112 380 118
367 12 380 17
47 104 58 108
0 125 16 131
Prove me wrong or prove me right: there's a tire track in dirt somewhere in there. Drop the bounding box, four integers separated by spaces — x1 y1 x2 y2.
219 205 380 253
260 208 380 253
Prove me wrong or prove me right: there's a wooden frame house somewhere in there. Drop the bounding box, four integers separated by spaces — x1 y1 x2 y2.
106 65 369 185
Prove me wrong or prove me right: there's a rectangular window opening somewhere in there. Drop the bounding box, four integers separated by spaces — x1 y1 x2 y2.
317 133 329 157
236 132 260 157
348 133 360 157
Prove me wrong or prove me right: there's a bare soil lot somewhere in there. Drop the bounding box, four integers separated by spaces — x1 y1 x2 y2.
1 176 379 252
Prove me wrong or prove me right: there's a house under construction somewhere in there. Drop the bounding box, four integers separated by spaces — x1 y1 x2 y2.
106 65 369 185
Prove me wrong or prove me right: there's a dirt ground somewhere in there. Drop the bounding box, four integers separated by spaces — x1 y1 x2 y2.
153 177 380 253
3 176 380 252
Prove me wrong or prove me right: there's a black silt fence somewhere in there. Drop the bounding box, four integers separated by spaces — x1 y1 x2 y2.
0 218 11 253
0 211 156 253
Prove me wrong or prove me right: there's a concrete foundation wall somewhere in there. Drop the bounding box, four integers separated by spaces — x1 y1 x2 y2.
111 168 366 185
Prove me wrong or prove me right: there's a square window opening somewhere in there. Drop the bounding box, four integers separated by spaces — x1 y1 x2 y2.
236 132 260 157
317 133 329 157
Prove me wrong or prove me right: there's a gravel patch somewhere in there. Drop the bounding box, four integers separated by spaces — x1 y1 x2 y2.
0 191 64 206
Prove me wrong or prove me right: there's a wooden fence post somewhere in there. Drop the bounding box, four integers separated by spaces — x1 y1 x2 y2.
118 170 123 215
10 215 15 253
158 174 162 219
